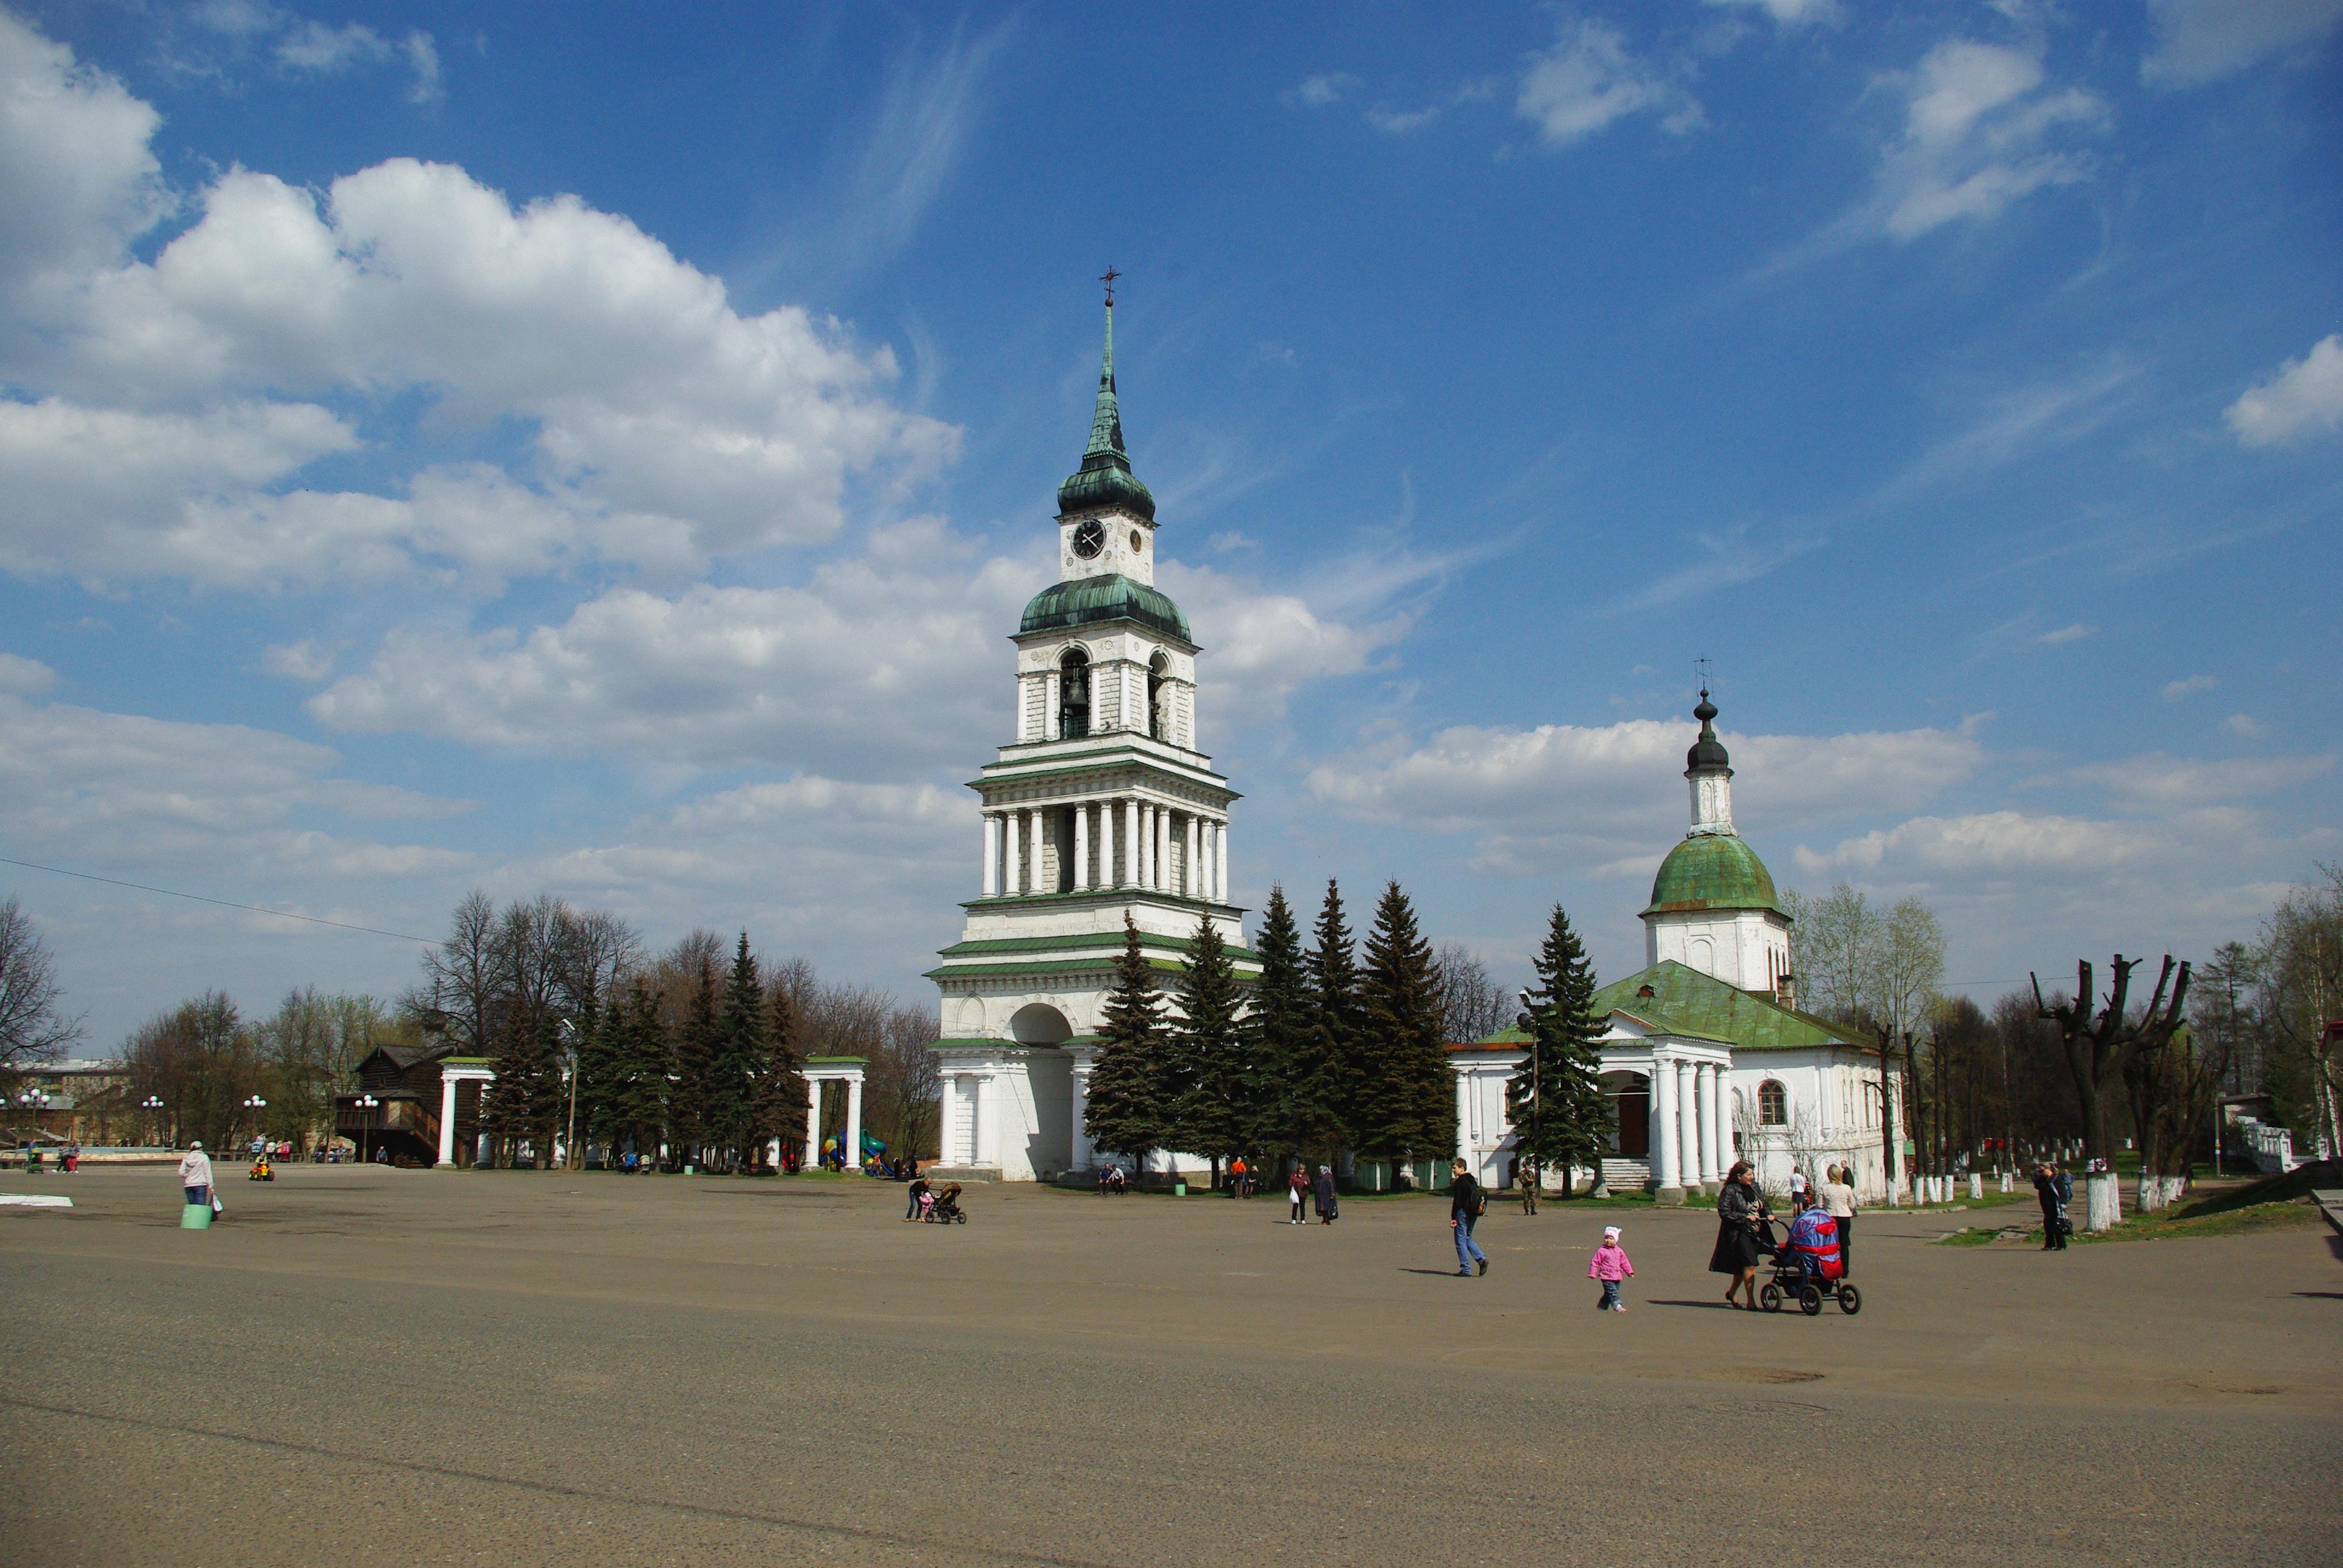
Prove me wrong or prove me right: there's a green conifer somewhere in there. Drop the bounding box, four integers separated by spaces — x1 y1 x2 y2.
1257 885 1342 1162
708 933 765 1169
1354 880 1456 1163
1084 917 1170 1178
1172 909 1248 1180
1305 880 1366 1152
667 959 718 1168
1508 904 1612 1194
749 970 810 1166
612 980 672 1163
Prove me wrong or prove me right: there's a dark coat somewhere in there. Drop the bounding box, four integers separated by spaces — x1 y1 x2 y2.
1312 1169 1338 1220
1709 1180 1766 1273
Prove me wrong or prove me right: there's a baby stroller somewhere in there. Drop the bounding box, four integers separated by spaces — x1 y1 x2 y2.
1758 1208 1860 1316
925 1181 967 1224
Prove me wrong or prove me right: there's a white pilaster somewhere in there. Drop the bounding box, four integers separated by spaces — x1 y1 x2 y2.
1099 800 1116 889
1156 805 1171 892
1184 813 1199 897
805 1082 821 1162
1123 798 1141 887
1004 808 1023 895
1029 809 1046 897
1070 1059 1094 1171
437 1073 459 1166
975 1073 995 1166
1677 1059 1700 1195
1043 669 1059 740
844 1076 863 1172
1216 822 1230 902
1139 803 1155 889
1653 1058 1680 1192
981 813 1001 899
1073 803 1090 891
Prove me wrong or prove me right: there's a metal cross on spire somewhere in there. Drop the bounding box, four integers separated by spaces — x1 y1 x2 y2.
1693 655 1714 693
1100 265 1119 306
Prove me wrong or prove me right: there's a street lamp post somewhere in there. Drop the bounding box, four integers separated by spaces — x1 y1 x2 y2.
241 1095 267 1155
355 1094 379 1165
140 1094 166 1149
558 1018 579 1171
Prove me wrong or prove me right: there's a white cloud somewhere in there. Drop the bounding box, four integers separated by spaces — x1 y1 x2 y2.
2224 714 2268 740
2161 674 2217 700
1308 713 1985 873
0 11 171 313
2062 751 2333 811
1795 809 2152 876
0 652 57 694
260 639 339 683
2036 623 2094 645
1295 73 1357 107
2224 334 2343 447
1703 0 1843 24
270 18 439 102
402 31 441 103
1516 21 1703 148
0 690 471 881
2142 0 2343 86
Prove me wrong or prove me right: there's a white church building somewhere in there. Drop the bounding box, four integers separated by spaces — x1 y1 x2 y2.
1449 694 1906 1204
925 295 1259 1183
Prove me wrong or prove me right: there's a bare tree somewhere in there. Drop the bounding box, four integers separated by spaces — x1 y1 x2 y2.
415 890 502 1054
123 993 260 1149
2033 955 2191 1168
1785 885 1884 1027
1 897 84 1079
1432 943 1512 1044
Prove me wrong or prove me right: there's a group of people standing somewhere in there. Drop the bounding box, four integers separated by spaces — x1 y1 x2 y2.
1708 1160 1858 1308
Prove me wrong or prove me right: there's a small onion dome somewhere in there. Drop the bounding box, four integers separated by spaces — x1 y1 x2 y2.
1020 573 1191 642
1686 689 1731 772
1643 832 1782 916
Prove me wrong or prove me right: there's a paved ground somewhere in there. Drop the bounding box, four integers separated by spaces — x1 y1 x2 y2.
2 1166 2336 1567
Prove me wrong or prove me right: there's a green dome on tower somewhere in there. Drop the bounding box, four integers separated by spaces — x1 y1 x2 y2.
1643 832 1782 917
1020 573 1191 642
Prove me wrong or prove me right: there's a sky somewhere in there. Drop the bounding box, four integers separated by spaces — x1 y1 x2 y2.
1 0 2338 1050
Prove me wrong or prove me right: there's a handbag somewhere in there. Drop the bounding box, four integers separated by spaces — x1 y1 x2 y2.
211 1194 224 1216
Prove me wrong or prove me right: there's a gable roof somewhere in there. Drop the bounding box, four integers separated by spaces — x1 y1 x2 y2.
1467 959 1866 1056
356 1042 451 1077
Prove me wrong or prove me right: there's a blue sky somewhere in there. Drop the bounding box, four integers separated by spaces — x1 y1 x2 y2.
2 0 2338 1047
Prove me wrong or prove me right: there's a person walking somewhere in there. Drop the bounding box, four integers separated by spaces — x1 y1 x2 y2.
1518 1159 1540 1217
1287 1165 1309 1225
1588 1224 1634 1311
2033 1162 2069 1250
1709 1160 1769 1308
178 1141 215 1214
1229 1155 1248 1198
1817 1163 1858 1273
1449 1157 1489 1276
1312 1164 1338 1224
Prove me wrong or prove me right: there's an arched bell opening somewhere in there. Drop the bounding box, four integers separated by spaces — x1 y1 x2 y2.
1058 647 1090 739
1009 1003 1073 1046
1147 651 1168 742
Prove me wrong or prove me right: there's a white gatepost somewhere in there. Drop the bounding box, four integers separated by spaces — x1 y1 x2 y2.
845 1077 863 1172
1677 1059 1700 1199
437 1074 459 1167
805 1087 821 1163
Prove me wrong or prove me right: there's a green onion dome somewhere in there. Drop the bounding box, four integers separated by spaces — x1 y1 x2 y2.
1020 574 1191 642
1643 832 1782 916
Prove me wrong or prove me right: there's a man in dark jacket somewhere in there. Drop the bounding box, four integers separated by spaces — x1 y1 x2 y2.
2033 1163 2068 1250
1450 1158 1489 1276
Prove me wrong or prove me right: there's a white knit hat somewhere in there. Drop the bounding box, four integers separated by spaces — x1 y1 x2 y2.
1602 1225 1620 1239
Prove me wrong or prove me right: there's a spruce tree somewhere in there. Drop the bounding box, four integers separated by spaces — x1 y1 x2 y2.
1255 886 1341 1163
1354 880 1456 1164
612 980 672 1165
749 970 810 1167
483 1003 558 1168
709 934 765 1169
1084 918 1170 1179
1509 903 1612 1195
1305 880 1366 1154
1172 909 1248 1181
529 1008 567 1168
574 983 623 1156
668 959 718 1168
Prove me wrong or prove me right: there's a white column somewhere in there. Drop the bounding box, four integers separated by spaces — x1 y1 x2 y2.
1139 803 1155 889
1043 669 1059 739
1653 1059 1679 1192
1029 809 1046 895
1073 802 1091 890
981 813 1001 899
1184 813 1199 897
805 1080 821 1162
1004 808 1023 895
436 1074 459 1166
974 1073 995 1166
1216 822 1230 902
1709 1062 1728 1180
1696 1062 1720 1186
1677 1059 1701 1195
1099 800 1116 889
1070 1060 1094 1171
1455 1074 1473 1168
1123 798 1141 887
1156 806 1171 892
844 1075 863 1172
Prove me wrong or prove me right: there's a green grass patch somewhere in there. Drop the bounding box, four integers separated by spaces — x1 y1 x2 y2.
1935 1226 2001 1247
2076 1198 2324 1245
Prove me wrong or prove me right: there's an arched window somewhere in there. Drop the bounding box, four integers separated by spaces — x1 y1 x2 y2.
1147 652 1168 742
1758 1079 1787 1126
1058 647 1090 739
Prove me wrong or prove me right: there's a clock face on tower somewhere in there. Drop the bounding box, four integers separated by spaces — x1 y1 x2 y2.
1070 520 1105 560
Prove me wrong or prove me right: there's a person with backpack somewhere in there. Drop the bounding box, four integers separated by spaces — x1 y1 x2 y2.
2033 1162 2070 1250
1449 1157 1489 1276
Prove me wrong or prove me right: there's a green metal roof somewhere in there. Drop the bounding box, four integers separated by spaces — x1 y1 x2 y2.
1594 961 1860 1053
1020 574 1191 642
1057 302 1157 521
1643 832 1783 916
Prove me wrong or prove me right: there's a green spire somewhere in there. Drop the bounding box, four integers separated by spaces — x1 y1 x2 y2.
1085 302 1127 462
1058 284 1156 521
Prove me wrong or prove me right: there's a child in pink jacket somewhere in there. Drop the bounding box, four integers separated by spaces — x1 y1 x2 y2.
1589 1225 1633 1312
